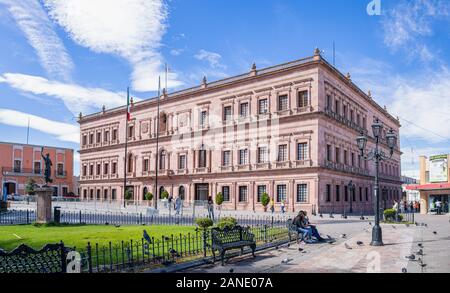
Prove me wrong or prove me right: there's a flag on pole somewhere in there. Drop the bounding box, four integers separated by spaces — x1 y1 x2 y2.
126 88 131 121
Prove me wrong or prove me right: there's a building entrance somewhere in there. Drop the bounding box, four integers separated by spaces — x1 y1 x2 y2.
429 195 449 214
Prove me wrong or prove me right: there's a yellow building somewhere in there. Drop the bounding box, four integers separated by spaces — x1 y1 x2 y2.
408 154 450 214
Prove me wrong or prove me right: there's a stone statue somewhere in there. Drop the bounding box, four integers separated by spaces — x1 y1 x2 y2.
41 147 53 185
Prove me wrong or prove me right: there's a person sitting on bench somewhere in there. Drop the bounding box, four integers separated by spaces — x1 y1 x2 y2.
292 211 313 242
301 211 326 242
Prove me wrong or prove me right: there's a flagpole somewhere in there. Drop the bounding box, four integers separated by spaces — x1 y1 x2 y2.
154 77 161 210
165 63 168 92
123 87 130 209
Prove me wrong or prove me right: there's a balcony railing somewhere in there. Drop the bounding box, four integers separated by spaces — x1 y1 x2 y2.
2 167 43 176
323 159 370 176
324 108 367 135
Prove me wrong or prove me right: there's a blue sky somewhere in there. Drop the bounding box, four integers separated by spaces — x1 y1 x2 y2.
0 0 449 177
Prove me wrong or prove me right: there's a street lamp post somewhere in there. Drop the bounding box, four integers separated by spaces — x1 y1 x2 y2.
356 118 397 247
347 181 355 214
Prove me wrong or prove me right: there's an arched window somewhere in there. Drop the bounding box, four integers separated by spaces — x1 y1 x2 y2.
179 186 185 200
159 150 166 170
143 187 148 199
159 186 165 199
127 153 133 173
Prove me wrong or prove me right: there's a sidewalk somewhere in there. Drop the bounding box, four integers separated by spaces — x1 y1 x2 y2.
181 214 450 273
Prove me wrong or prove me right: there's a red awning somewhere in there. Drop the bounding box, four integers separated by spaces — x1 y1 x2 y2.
406 183 450 190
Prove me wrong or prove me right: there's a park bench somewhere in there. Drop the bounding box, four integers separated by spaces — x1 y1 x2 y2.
211 225 256 265
0 242 68 273
287 219 306 243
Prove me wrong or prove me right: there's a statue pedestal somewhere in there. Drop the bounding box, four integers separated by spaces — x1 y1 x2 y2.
36 187 53 223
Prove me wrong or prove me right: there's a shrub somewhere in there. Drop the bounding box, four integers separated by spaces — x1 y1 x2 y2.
144 192 153 201
25 178 37 195
383 208 401 221
217 217 237 229
160 190 169 200
261 192 270 207
215 192 224 206
195 217 214 230
124 189 133 200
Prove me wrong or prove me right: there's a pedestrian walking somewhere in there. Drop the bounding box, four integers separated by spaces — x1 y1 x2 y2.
175 196 182 215
281 200 286 214
270 197 275 214
207 196 215 221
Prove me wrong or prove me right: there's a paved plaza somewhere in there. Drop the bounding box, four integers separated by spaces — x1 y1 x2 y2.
183 214 450 273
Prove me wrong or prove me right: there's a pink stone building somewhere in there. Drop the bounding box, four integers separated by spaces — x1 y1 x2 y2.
78 51 402 214
0 142 74 198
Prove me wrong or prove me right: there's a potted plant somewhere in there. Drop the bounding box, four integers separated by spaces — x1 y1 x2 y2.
124 189 133 205
144 192 153 206
261 192 270 212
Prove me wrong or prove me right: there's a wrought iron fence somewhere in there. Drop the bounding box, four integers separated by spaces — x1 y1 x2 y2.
0 209 288 227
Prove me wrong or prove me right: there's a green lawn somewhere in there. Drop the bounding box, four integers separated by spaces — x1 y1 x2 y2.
0 224 198 251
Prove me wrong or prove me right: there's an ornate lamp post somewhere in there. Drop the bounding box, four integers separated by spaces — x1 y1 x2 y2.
356 118 397 246
347 180 355 214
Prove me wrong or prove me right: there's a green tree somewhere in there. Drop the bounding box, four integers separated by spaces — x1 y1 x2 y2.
261 192 270 212
25 178 36 195
160 190 169 199
144 192 153 201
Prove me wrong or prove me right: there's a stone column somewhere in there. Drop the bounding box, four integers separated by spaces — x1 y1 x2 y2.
35 187 53 223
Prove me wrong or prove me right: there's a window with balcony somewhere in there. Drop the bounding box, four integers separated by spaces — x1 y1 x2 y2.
89 133 94 144
298 90 309 108
350 110 354 122
239 186 248 202
223 106 232 122
258 99 268 114
326 184 331 202
198 148 207 168
222 186 230 202
82 135 87 146
159 151 166 170
34 161 41 174
104 163 109 175
112 129 117 141
222 151 231 166
128 125 134 138
277 144 287 162
89 165 94 176
112 162 117 174
297 143 308 161
239 102 249 118
343 105 347 119
143 159 149 172
257 185 266 202
200 111 207 128
326 95 332 109
352 188 356 201
159 113 167 132
365 187 369 201
82 165 87 176
96 163 101 175
96 132 101 143
178 154 186 170
344 150 348 165
326 145 332 161
239 149 248 165
297 184 308 203
359 187 363 201
335 100 340 115
344 186 348 202
277 184 287 202
13 160 21 173
57 163 64 176
336 185 340 202
127 153 133 173
278 95 288 111
104 131 110 142
357 114 361 127
351 152 355 166
257 147 268 163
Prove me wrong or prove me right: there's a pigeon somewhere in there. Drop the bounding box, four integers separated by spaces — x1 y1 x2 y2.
369 222 372 226
401 268 407 273
392 225 396 229
327 235 332 240
405 254 415 260
281 258 292 264
418 243 423 248
298 248 304 252
340 234 347 238
416 249 423 256
229 268 234 273
105 222 109 225
169 248 180 257
356 241 364 246
415 222 419 226
405 224 410 228
319 213 323 218
114 224 121 228
345 243 352 250
287 243 290 248
143 230 152 244
164 236 170 241
433 231 437 235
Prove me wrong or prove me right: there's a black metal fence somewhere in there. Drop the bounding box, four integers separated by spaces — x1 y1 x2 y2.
0 209 288 227
77 225 288 273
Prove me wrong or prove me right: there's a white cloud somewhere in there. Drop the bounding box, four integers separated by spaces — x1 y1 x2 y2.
0 108 79 143
194 49 226 70
0 73 126 115
170 49 184 56
381 0 450 62
43 0 183 91
0 0 73 81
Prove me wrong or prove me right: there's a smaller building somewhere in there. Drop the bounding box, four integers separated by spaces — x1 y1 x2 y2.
0 141 74 199
406 154 450 214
